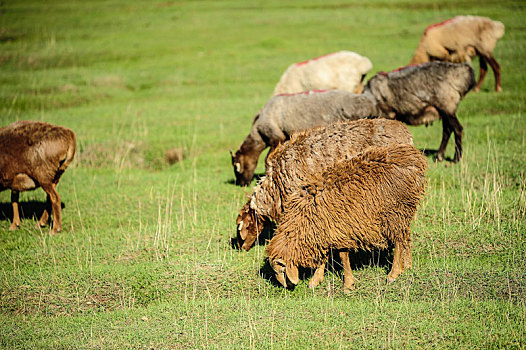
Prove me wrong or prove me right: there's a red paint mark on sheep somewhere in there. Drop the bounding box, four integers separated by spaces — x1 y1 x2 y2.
295 53 336 66
424 16 459 34
277 90 329 97
378 64 420 76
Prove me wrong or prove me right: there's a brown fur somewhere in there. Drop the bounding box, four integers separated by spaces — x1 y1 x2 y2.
265 144 427 290
236 119 414 251
410 15 505 92
0 121 76 234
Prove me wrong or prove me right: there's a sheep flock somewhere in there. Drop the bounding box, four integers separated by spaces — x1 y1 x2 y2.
1 14 507 292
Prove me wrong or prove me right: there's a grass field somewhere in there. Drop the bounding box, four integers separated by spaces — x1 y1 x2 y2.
0 0 525 348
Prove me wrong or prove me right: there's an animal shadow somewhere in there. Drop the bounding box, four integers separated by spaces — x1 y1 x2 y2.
420 148 455 163
0 200 65 223
258 248 393 289
225 172 265 186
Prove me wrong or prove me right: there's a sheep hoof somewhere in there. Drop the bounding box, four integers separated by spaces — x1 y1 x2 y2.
386 277 396 284
307 281 318 289
9 223 20 231
473 86 480 92
495 86 502 93
342 285 355 294
50 228 61 235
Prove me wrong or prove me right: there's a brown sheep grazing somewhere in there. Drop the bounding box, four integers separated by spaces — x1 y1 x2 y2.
364 62 475 163
410 15 505 92
265 144 427 291
236 119 414 251
0 121 76 234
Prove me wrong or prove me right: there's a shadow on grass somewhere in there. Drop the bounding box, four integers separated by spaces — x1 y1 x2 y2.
0 200 65 222
420 148 458 163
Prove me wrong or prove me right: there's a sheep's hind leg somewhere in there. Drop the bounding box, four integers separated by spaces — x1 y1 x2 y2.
37 193 51 228
307 262 326 289
387 241 404 284
339 251 355 292
473 55 488 92
485 55 502 92
40 183 62 234
9 191 21 230
436 117 452 162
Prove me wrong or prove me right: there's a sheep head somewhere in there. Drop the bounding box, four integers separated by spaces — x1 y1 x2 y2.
269 257 299 288
230 150 256 187
236 201 265 251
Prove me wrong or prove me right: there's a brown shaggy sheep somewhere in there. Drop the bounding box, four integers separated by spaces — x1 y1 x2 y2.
410 15 505 92
0 121 76 234
236 119 414 251
265 144 427 290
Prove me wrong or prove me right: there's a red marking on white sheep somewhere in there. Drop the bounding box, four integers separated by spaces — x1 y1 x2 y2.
295 53 336 66
277 90 329 97
424 16 459 34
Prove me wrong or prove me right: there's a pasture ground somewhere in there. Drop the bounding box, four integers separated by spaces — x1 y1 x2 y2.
0 0 525 348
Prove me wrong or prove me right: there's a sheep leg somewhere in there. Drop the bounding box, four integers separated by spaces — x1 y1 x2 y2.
436 118 453 162
37 194 51 228
9 191 21 230
402 240 412 270
448 114 464 163
40 183 62 234
339 251 355 291
307 262 326 289
387 241 403 284
473 56 488 92
485 55 502 92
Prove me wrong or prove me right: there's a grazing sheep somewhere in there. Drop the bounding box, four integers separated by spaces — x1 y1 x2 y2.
230 89 378 186
410 15 505 92
265 144 427 290
236 119 414 251
272 51 373 96
364 61 475 163
0 121 76 234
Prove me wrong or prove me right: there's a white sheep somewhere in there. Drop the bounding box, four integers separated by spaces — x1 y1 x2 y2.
272 51 373 96
410 15 505 92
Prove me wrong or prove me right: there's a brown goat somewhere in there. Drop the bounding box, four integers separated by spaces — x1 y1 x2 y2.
236 119 414 251
0 121 76 234
265 144 427 291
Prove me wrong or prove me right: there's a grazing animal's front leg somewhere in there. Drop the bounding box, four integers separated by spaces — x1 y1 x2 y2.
307 262 326 289
473 55 488 92
9 191 21 230
41 183 62 234
339 251 355 291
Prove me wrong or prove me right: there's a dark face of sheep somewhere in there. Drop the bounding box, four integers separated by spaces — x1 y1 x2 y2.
269 257 299 288
230 150 254 187
236 201 265 250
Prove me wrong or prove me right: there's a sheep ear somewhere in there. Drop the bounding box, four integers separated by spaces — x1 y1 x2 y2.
229 149 235 160
286 262 299 285
237 220 247 240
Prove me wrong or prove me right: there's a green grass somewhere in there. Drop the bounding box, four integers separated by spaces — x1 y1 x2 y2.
0 0 525 348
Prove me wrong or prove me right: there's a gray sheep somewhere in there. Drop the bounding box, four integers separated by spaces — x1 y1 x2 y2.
230 90 378 186
363 61 475 162
236 119 414 251
266 144 427 291
0 121 76 234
